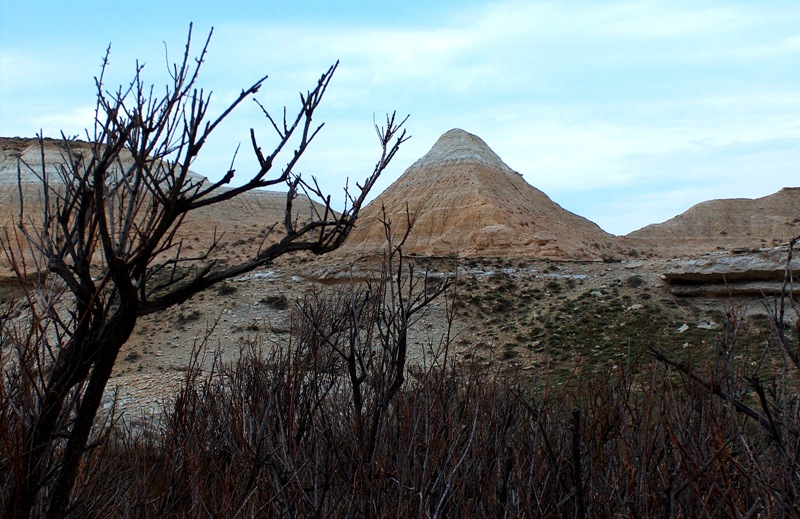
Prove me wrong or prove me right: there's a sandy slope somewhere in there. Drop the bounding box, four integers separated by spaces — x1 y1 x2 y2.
340 129 622 260
625 187 800 257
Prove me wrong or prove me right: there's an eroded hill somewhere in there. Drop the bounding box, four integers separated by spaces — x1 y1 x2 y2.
626 187 800 257
340 129 624 260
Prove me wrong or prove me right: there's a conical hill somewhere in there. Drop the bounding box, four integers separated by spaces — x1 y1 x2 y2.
341 129 618 260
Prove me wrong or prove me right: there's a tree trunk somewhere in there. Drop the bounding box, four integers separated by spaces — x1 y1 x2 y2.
46 334 130 517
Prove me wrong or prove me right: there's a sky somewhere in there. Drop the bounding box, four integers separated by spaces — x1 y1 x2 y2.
1 1 799 235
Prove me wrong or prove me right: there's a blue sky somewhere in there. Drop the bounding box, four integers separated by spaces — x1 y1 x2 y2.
1 1 799 235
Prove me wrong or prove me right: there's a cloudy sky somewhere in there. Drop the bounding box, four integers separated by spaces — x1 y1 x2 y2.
1 1 798 235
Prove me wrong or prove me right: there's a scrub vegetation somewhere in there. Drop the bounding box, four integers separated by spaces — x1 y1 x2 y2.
1 29 800 518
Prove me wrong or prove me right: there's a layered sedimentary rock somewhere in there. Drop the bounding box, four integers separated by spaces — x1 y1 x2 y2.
341 129 618 260
663 248 799 297
627 188 800 256
0 137 319 274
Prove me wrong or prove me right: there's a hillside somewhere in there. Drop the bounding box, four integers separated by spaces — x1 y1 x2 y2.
626 187 800 256
0 137 319 273
3 135 798 266
340 129 621 260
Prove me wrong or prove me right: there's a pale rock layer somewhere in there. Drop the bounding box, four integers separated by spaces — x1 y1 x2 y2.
626 188 800 256
0 137 318 275
341 129 618 260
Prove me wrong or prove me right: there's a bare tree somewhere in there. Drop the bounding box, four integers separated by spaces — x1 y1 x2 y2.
648 234 800 514
297 209 449 475
1 25 407 519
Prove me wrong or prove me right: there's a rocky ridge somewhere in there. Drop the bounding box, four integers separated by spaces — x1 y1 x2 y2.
3 134 798 266
0 133 798 416
662 247 800 297
626 188 800 256
0 137 320 273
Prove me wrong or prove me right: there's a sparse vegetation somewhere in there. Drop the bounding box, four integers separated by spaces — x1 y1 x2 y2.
123 351 141 362
214 283 238 296
4 237 796 517
1 24 799 519
2 284 798 517
626 274 645 287
175 309 202 326
258 294 289 310
0 27 407 518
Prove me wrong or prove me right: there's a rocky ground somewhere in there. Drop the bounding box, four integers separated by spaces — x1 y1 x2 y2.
106 251 792 418
2 135 796 422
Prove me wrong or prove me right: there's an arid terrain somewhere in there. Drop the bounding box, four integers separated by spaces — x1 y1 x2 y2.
1 132 798 417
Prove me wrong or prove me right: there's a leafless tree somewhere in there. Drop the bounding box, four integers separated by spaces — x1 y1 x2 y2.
0 25 407 519
649 234 800 514
297 209 449 473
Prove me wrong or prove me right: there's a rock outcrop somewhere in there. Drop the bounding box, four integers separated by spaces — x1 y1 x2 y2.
663 248 799 297
0 137 319 274
340 129 619 260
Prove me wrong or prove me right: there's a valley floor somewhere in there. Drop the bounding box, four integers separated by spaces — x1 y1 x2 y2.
110 254 786 416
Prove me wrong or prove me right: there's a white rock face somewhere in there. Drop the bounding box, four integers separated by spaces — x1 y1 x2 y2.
0 137 322 275
409 129 516 174
663 248 799 284
663 248 800 297
0 137 208 186
0 138 69 183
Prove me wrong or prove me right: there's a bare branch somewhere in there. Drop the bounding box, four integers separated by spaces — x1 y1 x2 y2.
0 28 405 518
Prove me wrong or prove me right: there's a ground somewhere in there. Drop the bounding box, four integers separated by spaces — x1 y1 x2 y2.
107 254 785 418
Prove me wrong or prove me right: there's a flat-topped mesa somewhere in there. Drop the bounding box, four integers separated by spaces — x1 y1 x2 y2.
410 128 517 174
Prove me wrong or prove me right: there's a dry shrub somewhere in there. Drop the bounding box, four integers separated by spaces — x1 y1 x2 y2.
12 318 797 518
3 238 800 517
